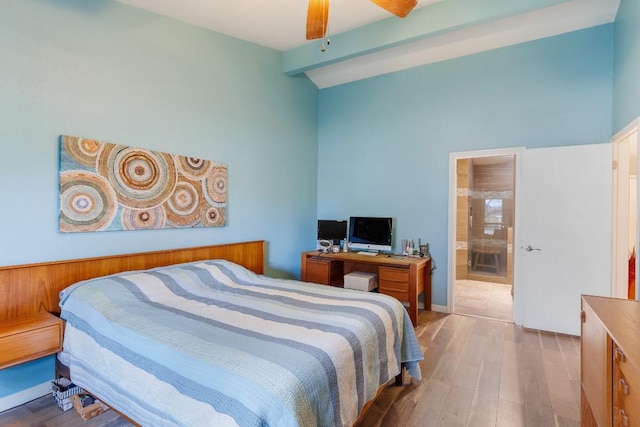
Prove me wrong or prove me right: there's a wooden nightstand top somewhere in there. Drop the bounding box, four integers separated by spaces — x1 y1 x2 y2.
0 312 63 369
1 312 61 336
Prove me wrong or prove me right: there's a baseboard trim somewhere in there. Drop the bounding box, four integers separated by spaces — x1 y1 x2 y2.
430 304 448 313
404 302 448 313
0 381 51 412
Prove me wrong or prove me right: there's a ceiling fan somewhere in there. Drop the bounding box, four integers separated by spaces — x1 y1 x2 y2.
306 0 418 40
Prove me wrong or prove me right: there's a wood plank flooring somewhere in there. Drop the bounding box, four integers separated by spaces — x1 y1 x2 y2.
455 279 513 322
0 311 580 427
358 311 580 427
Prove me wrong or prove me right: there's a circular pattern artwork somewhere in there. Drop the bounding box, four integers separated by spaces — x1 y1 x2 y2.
120 206 166 230
60 135 227 232
176 156 214 181
204 166 228 204
63 136 102 167
201 206 225 227
59 171 118 232
164 179 202 227
97 144 178 210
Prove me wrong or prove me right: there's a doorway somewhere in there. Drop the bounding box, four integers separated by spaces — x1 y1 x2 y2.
452 153 516 322
449 144 613 334
612 118 639 300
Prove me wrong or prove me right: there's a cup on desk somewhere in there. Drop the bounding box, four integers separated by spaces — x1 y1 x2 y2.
419 244 429 257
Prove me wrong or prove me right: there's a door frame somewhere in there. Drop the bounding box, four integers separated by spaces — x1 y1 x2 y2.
611 117 640 299
447 147 524 323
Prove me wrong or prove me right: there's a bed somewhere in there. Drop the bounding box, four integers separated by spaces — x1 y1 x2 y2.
0 241 423 426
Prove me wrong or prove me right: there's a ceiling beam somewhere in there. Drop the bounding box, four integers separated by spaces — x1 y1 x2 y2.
283 0 570 76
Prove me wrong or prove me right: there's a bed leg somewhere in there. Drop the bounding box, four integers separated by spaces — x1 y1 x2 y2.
55 357 70 380
395 363 406 385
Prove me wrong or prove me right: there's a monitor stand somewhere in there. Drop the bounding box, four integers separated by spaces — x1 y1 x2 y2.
356 250 378 256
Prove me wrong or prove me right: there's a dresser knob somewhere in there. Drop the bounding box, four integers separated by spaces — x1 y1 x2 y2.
615 347 627 363
618 409 629 427
619 378 629 395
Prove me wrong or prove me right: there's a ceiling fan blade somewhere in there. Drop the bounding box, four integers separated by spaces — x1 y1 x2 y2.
306 0 329 40
370 0 417 18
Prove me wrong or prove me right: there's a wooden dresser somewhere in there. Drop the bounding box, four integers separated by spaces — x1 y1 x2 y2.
581 295 640 427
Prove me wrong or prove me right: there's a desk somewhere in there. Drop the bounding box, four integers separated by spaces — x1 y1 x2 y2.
300 251 431 327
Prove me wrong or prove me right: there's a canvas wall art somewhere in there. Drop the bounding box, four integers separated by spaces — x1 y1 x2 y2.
59 135 227 233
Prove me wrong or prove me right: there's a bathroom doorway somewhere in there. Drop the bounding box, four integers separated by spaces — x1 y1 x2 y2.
454 154 515 322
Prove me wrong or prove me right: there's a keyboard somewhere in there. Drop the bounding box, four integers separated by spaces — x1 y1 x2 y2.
356 251 378 256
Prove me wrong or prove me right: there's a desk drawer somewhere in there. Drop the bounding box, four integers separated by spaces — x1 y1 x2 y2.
305 258 343 286
378 267 409 292
382 289 409 302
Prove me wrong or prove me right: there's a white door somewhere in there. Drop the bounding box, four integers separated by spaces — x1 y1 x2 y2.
515 144 612 336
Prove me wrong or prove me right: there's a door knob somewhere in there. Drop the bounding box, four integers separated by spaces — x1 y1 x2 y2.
525 245 541 252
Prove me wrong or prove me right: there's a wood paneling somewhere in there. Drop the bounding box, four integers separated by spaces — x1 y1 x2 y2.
468 157 515 283
472 161 515 191
0 241 265 321
456 158 471 280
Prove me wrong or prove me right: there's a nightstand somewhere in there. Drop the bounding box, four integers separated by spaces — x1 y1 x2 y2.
0 312 63 369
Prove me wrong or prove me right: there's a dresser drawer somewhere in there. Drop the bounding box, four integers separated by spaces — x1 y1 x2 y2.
0 313 63 369
613 342 640 426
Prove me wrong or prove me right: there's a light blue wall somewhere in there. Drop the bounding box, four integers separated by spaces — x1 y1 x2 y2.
0 0 318 399
0 358 54 398
318 25 614 307
613 0 640 132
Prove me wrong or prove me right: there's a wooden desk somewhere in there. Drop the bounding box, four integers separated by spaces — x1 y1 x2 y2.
301 251 431 327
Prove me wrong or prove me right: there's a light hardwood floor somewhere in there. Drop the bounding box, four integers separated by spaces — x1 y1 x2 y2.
359 311 580 427
455 279 513 323
0 311 580 427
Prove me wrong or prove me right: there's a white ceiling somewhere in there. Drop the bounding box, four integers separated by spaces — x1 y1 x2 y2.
114 0 620 88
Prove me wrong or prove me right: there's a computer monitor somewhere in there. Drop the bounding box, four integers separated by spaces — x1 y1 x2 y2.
348 216 393 252
317 220 348 244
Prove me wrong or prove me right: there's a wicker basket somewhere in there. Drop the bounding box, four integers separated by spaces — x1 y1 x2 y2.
51 378 83 411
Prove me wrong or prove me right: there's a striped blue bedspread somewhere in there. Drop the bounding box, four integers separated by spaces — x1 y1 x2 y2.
59 260 423 426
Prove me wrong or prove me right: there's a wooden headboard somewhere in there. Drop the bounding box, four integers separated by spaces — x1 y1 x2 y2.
0 240 265 321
